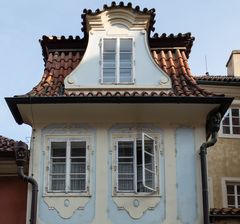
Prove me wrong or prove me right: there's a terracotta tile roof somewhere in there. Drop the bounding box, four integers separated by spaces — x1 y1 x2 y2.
0 135 16 153
14 3 220 99
195 75 240 85
150 32 194 58
210 208 240 220
22 47 217 98
210 208 240 216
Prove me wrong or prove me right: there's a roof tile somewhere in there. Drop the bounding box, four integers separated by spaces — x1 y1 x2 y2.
14 4 222 100
210 208 240 216
0 136 16 153
21 47 220 98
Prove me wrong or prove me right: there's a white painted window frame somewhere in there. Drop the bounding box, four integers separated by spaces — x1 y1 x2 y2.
142 133 157 191
114 132 158 195
115 138 136 193
100 37 134 84
45 137 91 196
222 177 240 208
219 108 240 138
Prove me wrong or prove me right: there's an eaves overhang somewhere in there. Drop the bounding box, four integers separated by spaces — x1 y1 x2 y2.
5 96 233 125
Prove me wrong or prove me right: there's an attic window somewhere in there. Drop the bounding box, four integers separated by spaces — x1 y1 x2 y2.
101 38 133 84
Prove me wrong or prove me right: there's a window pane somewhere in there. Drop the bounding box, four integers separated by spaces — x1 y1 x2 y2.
50 142 66 191
233 127 240 134
237 186 240 194
232 118 240 126
223 126 230 134
71 179 85 191
232 109 239 116
52 164 66 173
103 39 116 83
145 170 155 189
227 185 234 194
142 134 156 191
118 180 134 191
120 69 132 82
71 142 86 157
120 40 132 83
52 180 65 191
120 39 132 52
71 163 86 173
144 139 154 155
227 196 235 207
117 141 134 191
102 68 116 83
51 142 66 157
104 39 116 52
118 163 134 173
222 117 230 125
103 53 116 69
118 142 134 156
70 142 86 191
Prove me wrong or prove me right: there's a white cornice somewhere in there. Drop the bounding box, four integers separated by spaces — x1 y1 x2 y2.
86 9 151 32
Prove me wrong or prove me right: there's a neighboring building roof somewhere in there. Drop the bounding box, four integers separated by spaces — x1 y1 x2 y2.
0 135 16 152
210 208 240 220
195 75 240 86
0 135 16 158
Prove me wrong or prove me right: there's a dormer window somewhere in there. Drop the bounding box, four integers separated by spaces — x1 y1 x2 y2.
101 38 133 84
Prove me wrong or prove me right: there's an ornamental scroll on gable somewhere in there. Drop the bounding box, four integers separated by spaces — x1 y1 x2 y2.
64 8 171 89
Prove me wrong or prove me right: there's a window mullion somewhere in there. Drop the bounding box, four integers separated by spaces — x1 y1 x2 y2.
116 141 119 192
134 139 137 193
235 184 238 208
85 143 89 192
132 40 135 83
230 109 233 135
66 140 71 192
116 38 120 83
100 39 103 84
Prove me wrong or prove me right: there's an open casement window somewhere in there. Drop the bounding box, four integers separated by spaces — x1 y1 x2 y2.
101 38 133 84
48 140 88 193
115 133 157 193
221 108 240 135
226 182 240 208
142 133 156 191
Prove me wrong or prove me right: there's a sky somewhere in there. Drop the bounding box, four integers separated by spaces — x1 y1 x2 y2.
0 0 240 143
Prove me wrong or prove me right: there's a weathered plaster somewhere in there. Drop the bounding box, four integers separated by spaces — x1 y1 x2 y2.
208 138 240 208
176 128 197 223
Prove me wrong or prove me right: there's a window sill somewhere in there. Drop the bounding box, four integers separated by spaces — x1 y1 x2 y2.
100 82 135 85
43 192 91 197
112 192 160 197
218 134 240 139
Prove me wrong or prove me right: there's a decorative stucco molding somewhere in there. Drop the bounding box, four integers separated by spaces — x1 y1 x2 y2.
113 196 160 219
43 196 90 219
86 9 151 32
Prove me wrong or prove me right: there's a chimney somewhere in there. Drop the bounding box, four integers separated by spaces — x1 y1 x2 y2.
226 50 240 76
